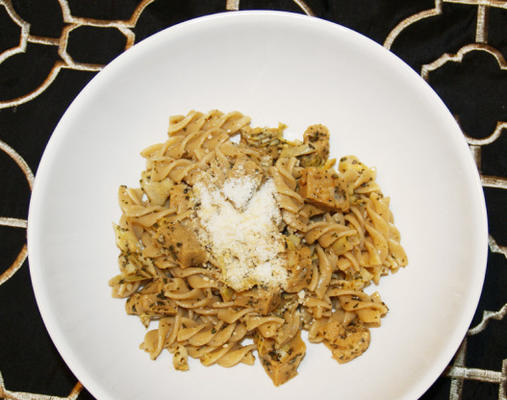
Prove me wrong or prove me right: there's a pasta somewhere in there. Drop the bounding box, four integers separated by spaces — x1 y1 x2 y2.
110 110 408 386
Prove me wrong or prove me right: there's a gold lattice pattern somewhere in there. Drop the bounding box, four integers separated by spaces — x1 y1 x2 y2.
0 0 505 399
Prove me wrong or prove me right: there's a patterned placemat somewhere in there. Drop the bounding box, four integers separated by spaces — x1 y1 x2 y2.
0 1 505 399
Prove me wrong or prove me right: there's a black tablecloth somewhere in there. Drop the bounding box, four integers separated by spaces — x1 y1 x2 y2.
0 1 505 399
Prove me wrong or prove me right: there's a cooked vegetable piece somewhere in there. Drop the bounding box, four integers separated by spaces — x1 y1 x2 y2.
320 311 371 363
299 124 330 167
298 167 339 210
240 124 286 159
324 321 370 364
255 331 306 386
234 287 281 314
159 222 206 267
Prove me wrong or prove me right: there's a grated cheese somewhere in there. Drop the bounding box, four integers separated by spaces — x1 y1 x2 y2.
297 290 306 304
194 176 287 291
222 176 257 209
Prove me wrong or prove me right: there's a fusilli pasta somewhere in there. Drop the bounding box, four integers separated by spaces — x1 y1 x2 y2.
110 110 407 386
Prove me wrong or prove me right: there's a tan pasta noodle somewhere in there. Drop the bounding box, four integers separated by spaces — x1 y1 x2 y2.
110 110 407 386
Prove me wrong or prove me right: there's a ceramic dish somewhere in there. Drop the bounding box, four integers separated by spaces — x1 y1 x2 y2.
28 11 487 400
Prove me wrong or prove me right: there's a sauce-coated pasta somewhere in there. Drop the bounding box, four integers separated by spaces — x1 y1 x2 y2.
110 110 408 386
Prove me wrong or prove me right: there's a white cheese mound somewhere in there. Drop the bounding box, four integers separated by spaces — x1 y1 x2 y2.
195 176 287 291
222 176 257 209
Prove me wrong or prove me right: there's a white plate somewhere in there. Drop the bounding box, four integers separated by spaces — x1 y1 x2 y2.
28 11 487 400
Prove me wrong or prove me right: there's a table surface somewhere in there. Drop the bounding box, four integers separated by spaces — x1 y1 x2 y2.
0 1 505 399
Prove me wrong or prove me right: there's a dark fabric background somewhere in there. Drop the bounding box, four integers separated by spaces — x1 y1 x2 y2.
0 1 505 399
